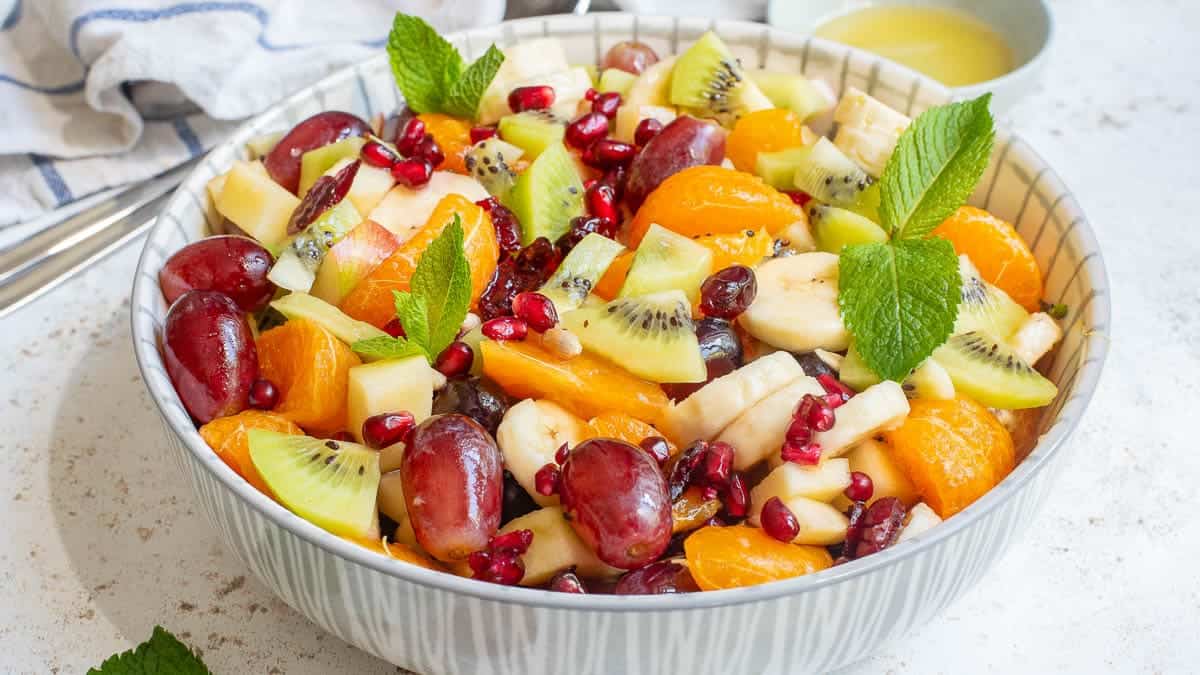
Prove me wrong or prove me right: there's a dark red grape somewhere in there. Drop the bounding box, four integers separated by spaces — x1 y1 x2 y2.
559 439 672 569
792 351 837 379
501 470 539 525
548 569 588 593
601 41 660 75
432 378 511 435
264 111 370 194
699 265 757 319
402 414 503 562
614 561 698 594
625 117 726 210
159 236 275 312
661 318 743 401
287 160 360 234
853 497 907 559
162 291 258 424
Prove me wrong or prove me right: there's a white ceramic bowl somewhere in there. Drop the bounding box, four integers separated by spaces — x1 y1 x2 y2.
767 0 1054 111
131 14 1108 674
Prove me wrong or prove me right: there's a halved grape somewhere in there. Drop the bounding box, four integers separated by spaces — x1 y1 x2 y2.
601 41 660 75
163 291 258 424
625 117 726 210
264 111 370 194
159 236 275 312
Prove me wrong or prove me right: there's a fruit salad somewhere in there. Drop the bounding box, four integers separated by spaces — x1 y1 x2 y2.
157 15 1064 594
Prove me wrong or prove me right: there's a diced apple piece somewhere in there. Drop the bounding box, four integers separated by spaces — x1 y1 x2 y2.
299 137 367 194
749 459 851 521
378 471 419 548
270 293 387 348
214 160 300 248
897 502 942 543
500 506 619 585
324 157 395 217
246 132 284 160
476 38 571 125
346 356 434 443
311 219 399 306
367 172 490 242
835 439 920 510
614 104 677 143
775 496 849 546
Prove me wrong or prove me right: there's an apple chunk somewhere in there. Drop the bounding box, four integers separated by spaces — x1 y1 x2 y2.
834 438 920 510
346 356 434 443
324 156 396 217
368 172 489 242
499 506 619 585
311 220 399 306
214 160 300 248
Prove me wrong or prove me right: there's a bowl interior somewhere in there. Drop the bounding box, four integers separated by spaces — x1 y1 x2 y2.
131 14 1108 611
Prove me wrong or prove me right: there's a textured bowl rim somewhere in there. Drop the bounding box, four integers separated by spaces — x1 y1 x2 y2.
131 13 1110 613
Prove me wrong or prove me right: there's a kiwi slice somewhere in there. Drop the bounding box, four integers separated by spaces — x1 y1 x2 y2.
247 430 382 539
298 137 366 195
540 233 626 311
933 332 1058 409
270 293 386 347
955 256 1029 340
502 141 585 245
748 70 835 121
756 138 873 206
268 199 361 292
809 203 888 253
619 224 714 304
599 68 637 97
498 111 566 160
840 343 956 400
464 137 525 199
844 181 882 221
560 290 706 383
669 31 751 115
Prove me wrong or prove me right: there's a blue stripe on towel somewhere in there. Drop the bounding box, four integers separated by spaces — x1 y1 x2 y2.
30 155 74 205
171 117 204 157
0 75 85 95
2 0 22 30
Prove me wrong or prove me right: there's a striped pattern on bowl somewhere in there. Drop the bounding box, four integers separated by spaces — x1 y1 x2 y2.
130 14 1109 674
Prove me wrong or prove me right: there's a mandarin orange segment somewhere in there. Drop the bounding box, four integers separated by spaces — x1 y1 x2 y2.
726 109 809 173
932 206 1043 311
480 338 670 427
346 536 446 571
593 250 634 301
340 193 498 327
418 113 473 174
671 486 723 533
627 166 806 248
882 395 1015 518
695 228 773 271
586 411 677 453
684 525 832 590
256 318 362 434
199 410 303 496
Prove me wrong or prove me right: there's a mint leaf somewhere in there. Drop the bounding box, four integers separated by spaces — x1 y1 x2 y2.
838 238 961 381
386 14 464 114
352 335 429 361
443 45 505 119
408 215 472 357
393 290 430 351
88 626 209 675
880 94 994 240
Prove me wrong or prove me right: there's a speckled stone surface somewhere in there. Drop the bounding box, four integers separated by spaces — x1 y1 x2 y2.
2 1 1198 673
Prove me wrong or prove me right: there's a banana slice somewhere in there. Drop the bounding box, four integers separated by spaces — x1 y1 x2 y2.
753 496 849 546
1009 312 1062 366
896 502 943 543
500 506 619 585
719 375 825 471
496 399 588 507
740 253 850 352
832 87 911 177
662 351 804 447
770 380 910 468
749 459 852 521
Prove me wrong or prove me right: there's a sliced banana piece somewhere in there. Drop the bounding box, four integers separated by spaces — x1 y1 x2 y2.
719 375 825 471
500 506 619 585
896 502 943 543
377 471 419 548
832 87 912 177
496 399 588 507
663 351 803 447
740 253 849 352
760 496 849 546
813 381 909 459
1009 312 1062 366
749 459 852 522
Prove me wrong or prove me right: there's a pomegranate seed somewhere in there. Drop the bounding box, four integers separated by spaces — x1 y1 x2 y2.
585 182 618 223
361 411 416 449
382 318 406 338
854 497 907 558
248 378 279 410
535 463 560 496
554 442 570 465
724 472 749 518
784 417 812 445
330 431 355 442
396 117 426 156
508 85 555 112
565 112 610 150
468 550 492 574
703 441 734 487
638 436 670 466
490 529 534 555
584 87 598 102
785 190 811 207
667 441 708 501
760 497 800 542
845 471 874 503
634 118 664 146
582 139 636 169
391 158 432 187
599 165 628 200
512 291 559 332
841 501 867 562
475 552 525 585
796 394 835 432
699 265 757 319
361 140 399 168
548 569 588 593
817 373 855 408
482 316 528 341
414 134 445 168
781 439 822 465
469 125 497 144
434 341 474 378
591 91 622 118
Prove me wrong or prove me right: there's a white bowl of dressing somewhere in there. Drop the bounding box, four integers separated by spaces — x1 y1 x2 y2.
767 0 1054 111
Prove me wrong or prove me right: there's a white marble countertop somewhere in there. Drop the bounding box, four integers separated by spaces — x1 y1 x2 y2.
2 1 1198 672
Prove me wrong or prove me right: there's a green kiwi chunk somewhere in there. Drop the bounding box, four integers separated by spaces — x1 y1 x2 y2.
755 138 874 205
747 70 834 121
268 199 361 292
560 290 706 383
464 137 525 199
618 224 714 304
270 293 387 347
502 141 585 245
539 233 626 311
808 203 888 253
299 137 366 195
954 256 1029 340
247 430 381 539
932 332 1057 409
669 31 749 115
498 111 566 159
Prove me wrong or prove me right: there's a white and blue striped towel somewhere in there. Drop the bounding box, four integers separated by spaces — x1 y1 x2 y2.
0 0 504 229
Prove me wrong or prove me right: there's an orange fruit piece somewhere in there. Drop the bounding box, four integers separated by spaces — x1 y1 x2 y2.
586 411 677 453
627 166 806 247
933 206 1043 311
684 525 832 591
593 250 634 301
480 338 670 427
347 536 446 571
199 410 303 496
257 318 362 435
882 395 1015 518
695 228 773 272
340 193 498 327
726 109 809 173
418 113 473 174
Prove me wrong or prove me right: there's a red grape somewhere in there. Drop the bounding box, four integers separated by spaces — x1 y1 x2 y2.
159 236 275 312
402 414 503 562
601 41 660 75
162 291 258 424
264 111 370 194
559 439 672 569
614 560 698 594
661 318 743 401
625 117 726 210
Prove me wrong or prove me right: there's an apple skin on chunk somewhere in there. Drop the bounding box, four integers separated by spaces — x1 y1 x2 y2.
311 220 400 306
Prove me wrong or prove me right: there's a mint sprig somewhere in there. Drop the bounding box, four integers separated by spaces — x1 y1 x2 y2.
838 94 994 381
351 215 471 362
387 14 504 118
89 626 209 675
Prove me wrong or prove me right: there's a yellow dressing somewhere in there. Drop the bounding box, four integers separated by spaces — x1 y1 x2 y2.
815 5 1015 87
